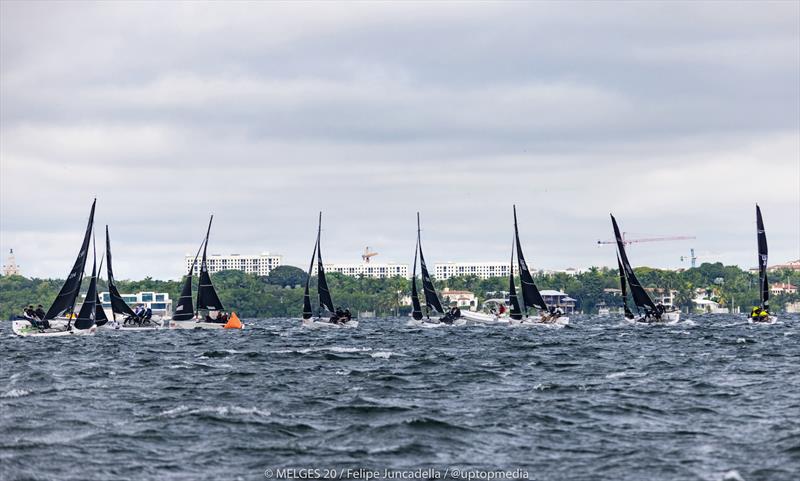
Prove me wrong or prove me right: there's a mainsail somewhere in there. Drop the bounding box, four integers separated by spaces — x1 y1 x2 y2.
513 205 548 313
75 240 98 330
616 253 634 318
94 254 109 327
509 238 523 321
611 214 657 312
44 199 96 320
316 212 335 314
196 215 224 312
302 239 318 320
173 239 204 321
410 234 423 321
105 226 136 319
417 213 444 314
756 205 769 311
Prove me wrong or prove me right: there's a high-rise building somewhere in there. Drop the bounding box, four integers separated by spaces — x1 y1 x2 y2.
185 253 282 276
2 249 21 276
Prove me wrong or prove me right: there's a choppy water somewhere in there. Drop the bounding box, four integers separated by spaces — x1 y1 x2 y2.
1 315 799 481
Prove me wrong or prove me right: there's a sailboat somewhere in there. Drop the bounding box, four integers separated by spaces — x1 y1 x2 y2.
170 215 242 329
406 213 465 327
616 254 635 320
102 226 163 330
749 205 777 324
12 200 99 337
302 212 358 328
611 214 680 323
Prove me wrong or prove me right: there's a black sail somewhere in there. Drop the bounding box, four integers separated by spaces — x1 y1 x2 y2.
75 251 98 330
173 240 204 321
105 226 136 318
617 253 634 318
44 199 96 320
418 213 444 314
196 215 224 312
513 205 548 313
302 239 318 320
411 235 423 320
94 254 109 327
756 205 769 310
316 213 335 313
611 214 657 312
509 239 523 321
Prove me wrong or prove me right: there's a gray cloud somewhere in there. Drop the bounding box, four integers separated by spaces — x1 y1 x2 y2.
1 0 798 279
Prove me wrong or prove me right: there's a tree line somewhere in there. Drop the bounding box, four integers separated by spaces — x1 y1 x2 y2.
1 263 798 320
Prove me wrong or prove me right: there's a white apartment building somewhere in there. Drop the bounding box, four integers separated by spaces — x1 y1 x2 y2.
185 253 283 276
319 262 409 279
434 262 519 280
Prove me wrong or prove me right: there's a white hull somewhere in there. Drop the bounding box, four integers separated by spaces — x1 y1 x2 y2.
625 311 681 324
508 316 570 327
302 318 359 329
748 315 778 324
460 311 510 325
405 318 467 328
99 319 164 331
11 321 96 337
169 320 242 330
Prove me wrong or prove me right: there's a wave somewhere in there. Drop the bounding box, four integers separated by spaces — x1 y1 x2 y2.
1 388 31 398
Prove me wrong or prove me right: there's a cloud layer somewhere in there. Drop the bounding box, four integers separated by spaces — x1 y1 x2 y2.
1 1 798 279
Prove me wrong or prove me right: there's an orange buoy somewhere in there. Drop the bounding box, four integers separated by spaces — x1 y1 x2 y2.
224 312 243 329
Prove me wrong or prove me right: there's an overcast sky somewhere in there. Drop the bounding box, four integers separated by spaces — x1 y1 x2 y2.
1 1 798 280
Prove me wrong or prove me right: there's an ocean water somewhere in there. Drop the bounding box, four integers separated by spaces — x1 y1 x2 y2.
1 315 799 481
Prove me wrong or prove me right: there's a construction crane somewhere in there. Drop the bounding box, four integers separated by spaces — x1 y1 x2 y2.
362 246 378 263
681 248 698 268
597 232 696 246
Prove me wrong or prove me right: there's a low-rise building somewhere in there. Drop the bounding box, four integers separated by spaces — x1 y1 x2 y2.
539 289 577 314
769 260 800 272
645 287 677 307
96 291 173 318
186 253 282 277
770 282 797 295
440 288 477 311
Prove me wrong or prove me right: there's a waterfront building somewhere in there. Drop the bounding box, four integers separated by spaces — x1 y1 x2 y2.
539 289 577 314
434 262 519 280
769 260 800 272
87 291 174 318
440 287 477 311
320 262 409 279
185 252 282 276
770 282 797 295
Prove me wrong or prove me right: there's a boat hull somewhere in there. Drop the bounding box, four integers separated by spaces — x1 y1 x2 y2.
169 320 244 330
405 318 467 328
625 311 681 324
509 316 570 327
460 311 510 324
302 318 359 329
11 321 96 337
748 315 778 324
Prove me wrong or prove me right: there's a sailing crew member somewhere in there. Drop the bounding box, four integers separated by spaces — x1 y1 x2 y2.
343 308 352 322
35 305 46 320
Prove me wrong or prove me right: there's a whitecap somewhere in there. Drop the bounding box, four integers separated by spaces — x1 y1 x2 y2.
371 351 400 359
736 338 746 344
721 470 745 481
605 371 647 379
1 388 31 398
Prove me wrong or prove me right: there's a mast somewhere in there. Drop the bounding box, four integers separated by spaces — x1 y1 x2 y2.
74 230 98 330
410 215 423 320
756 205 769 311
302 238 318 320
173 238 205 321
94 253 109 326
195 215 224 314
616 253 634 319
509 236 523 320
513 205 548 315
44 199 96 320
105 226 136 320
418 213 444 315
316 212 335 314
611 214 657 312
